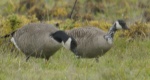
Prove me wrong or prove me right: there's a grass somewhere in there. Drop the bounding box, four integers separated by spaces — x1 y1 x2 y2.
0 38 150 80
0 0 150 80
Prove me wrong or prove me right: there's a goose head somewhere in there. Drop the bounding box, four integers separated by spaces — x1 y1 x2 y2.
51 31 77 54
113 20 129 30
104 20 129 44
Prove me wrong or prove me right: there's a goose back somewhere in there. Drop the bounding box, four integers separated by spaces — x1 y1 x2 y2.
13 23 61 59
66 27 112 58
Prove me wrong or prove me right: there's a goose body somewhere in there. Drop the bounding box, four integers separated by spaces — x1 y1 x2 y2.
11 23 77 61
66 27 112 58
66 20 129 59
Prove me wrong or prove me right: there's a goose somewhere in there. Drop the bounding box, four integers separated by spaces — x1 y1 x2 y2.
66 20 129 61
10 23 77 61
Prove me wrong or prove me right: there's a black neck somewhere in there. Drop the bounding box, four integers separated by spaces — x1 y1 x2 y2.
104 24 117 40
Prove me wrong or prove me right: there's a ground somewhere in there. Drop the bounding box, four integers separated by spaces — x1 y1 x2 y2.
0 0 150 80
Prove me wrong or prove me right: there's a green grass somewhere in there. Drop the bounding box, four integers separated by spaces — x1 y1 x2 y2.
0 38 150 80
0 0 150 80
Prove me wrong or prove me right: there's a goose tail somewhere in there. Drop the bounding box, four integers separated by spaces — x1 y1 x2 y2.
0 30 16 38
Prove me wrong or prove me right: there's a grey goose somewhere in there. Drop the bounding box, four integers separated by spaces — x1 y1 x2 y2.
10 23 77 61
66 20 129 61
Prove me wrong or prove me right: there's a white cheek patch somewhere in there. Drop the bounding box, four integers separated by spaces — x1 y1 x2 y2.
115 21 122 29
61 38 71 50
11 37 21 51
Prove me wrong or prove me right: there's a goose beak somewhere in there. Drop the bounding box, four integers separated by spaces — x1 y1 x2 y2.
124 26 130 30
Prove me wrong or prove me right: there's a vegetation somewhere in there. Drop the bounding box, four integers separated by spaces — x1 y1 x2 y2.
0 0 150 80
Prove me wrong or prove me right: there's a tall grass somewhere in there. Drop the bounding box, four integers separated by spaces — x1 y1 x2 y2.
0 38 150 80
0 0 150 80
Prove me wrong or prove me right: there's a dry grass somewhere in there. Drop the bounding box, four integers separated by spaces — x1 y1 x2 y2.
0 0 150 80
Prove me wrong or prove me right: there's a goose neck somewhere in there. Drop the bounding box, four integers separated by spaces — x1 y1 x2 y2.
103 26 117 44
107 25 117 38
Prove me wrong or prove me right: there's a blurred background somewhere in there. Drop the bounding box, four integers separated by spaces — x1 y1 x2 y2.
0 0 150 41
0 1 150 80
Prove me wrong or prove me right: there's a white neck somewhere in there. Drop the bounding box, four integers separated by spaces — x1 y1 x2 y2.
61 38 72 50
107 38 113 44
104 35 113 44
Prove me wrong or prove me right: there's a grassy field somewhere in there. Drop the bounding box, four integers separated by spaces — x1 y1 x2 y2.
0 0 150 80
1 38 150 80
